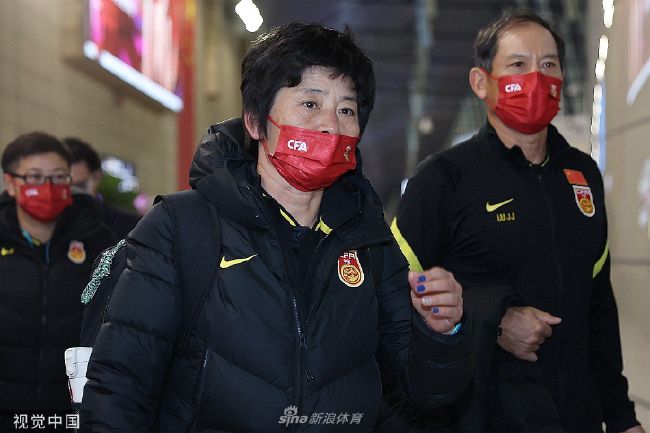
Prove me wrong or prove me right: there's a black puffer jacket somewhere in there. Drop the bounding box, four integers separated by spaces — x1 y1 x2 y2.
81 118 472 433
0 192 115 411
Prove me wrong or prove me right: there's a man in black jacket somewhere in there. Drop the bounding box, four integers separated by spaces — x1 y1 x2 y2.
64 137 140 239
0 133 115 424
81 23 471 433
392 8 644 433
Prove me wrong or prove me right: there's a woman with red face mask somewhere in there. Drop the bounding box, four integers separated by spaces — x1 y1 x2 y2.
80 23 471 433
0 132 115 419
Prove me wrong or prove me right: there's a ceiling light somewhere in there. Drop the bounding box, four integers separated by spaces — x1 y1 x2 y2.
595 59 606 80
235 0 263 32
598 35 609 61
602 0 614 28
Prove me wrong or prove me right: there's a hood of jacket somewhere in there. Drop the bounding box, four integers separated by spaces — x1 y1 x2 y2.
188 118 388 242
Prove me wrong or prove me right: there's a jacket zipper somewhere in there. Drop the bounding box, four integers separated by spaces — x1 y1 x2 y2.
247 187 306 421
303 236 392 331
187 350 210 432
37 261 49 401
247 185 391 426
532 166 564 319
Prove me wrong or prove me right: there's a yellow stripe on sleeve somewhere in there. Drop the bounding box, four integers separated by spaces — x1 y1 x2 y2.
390 217 424 272
593 239 609 278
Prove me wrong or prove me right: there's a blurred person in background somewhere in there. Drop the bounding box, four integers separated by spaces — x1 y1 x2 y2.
64 137 140 239
0 133 115 419
80 22 471 433
391 8 644 433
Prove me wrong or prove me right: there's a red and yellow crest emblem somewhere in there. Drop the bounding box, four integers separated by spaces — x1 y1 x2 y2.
338 250 364 288
572 185 595 217
67 240 86 264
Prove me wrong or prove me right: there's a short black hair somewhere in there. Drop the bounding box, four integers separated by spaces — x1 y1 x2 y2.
64 137 102 172
2 132 71 173
473 8 565 73
240 22 375 152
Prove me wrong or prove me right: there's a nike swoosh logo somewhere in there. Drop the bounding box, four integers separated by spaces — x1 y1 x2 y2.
485 198 514 212
219 254 258 269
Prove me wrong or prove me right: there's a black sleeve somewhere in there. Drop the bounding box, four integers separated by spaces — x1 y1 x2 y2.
390 153 517 414
391 155 456 271
80 202 181 432
376 239 472 408
589 227 640 432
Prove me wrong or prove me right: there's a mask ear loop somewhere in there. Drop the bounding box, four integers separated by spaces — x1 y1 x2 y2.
478 68 499 110
479 67 495 80
260 116 280 157
266 116 281 129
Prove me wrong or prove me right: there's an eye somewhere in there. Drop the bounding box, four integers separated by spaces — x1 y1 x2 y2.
339 107 357 117
53 174 72 185
302 100 318 110
510 61 524 69
27 174 44 185
542 61 557 69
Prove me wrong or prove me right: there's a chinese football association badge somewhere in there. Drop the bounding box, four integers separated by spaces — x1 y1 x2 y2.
563 169 595 217
67 240 86 264
572 185 595 217
338 250 364 287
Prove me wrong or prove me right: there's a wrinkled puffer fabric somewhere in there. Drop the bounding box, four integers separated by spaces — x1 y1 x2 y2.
81 118 472 432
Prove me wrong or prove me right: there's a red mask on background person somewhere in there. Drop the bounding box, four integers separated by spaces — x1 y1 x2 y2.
485 70 563 134
16 183 72 222
261 116 359 191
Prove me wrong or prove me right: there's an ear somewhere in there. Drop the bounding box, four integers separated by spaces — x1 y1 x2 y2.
243 112 261 140
3 173 16 198
469 67 488 100
91 170 102 185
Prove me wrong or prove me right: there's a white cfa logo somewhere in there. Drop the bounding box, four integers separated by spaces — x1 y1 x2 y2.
278 406 308 427
287 139 308 152
24 188 39 197
505 83 522 93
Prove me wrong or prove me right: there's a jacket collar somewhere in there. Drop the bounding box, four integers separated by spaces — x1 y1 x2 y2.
188 118 387 241
480 121 570 168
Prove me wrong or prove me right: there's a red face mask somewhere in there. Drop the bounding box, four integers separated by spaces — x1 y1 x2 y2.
486 70 563 134
16 183 72 222
262 116 358 191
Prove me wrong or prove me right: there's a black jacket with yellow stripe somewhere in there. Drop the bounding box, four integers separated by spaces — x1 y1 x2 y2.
81 118 472 433
392 122 639 433
0 193 115 412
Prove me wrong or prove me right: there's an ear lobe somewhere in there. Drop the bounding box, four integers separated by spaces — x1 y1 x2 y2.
243 112 261 140
469 67 488 100
3 173 16 198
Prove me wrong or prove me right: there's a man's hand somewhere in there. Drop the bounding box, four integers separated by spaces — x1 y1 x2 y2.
621 426 645 433
497 306 562 361
409 268 463 334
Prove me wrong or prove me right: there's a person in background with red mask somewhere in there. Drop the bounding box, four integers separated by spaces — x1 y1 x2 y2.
80 23 471 433
389 8 644 433
0 132 115 420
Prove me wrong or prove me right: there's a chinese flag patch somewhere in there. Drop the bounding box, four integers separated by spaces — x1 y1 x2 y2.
564 169 588 186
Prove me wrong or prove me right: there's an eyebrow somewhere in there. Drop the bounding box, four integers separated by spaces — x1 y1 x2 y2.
296 87 357 102
506 53 559 61
24 167 68 173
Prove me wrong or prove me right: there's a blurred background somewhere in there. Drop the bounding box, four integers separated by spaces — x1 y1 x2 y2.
0 0 648 422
